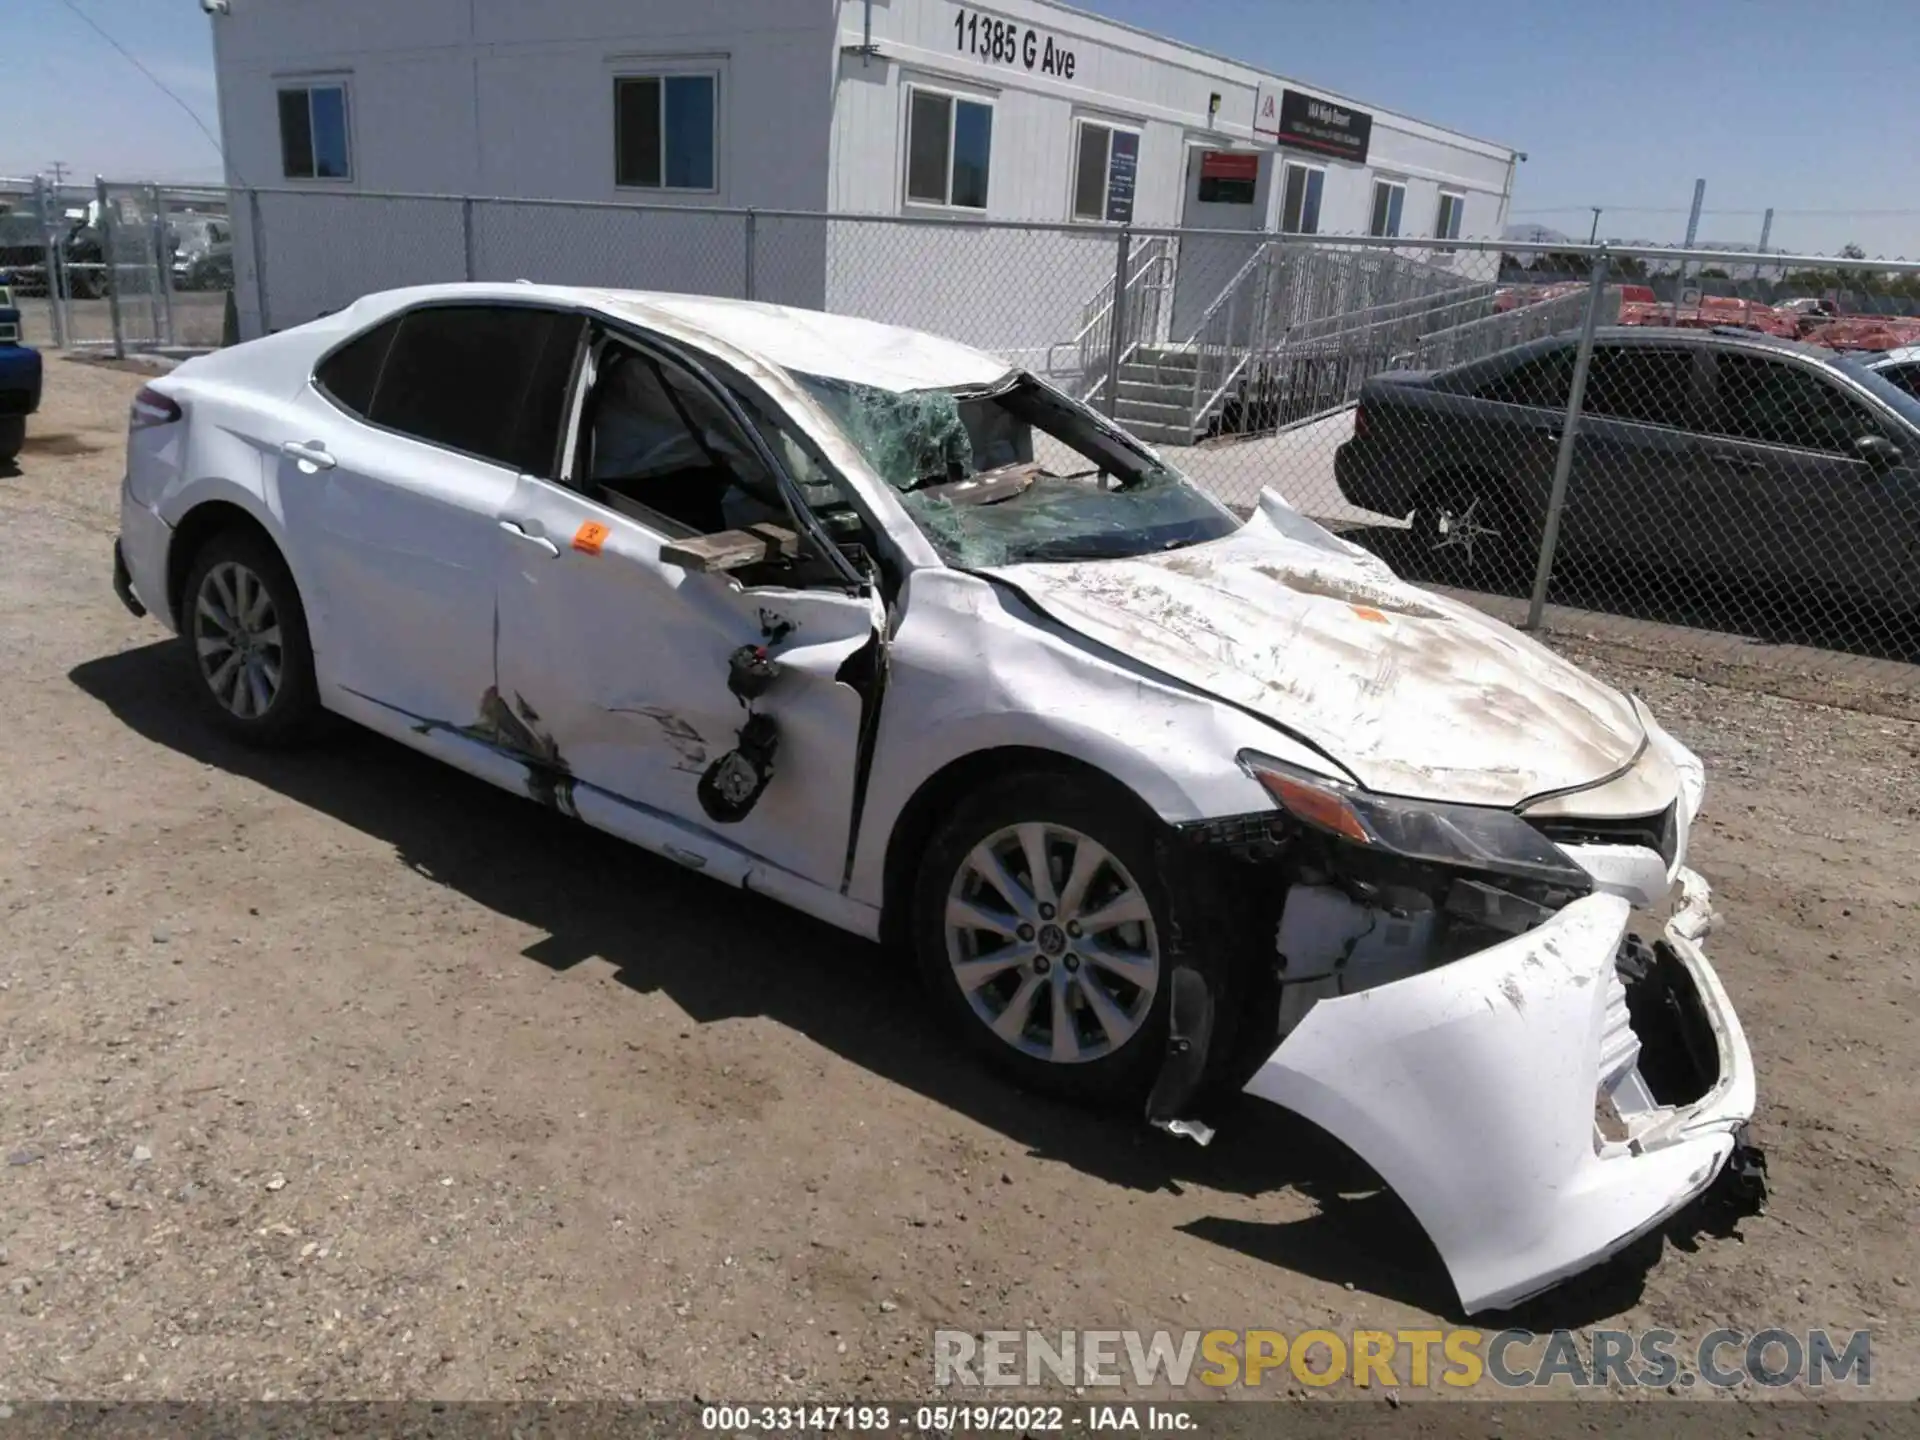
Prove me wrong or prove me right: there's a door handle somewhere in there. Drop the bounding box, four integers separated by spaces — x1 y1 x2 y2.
498 519 560 558
279 439 336 471
1709 451 1762 471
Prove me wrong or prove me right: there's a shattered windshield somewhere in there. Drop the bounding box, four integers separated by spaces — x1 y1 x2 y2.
793 371 1241 567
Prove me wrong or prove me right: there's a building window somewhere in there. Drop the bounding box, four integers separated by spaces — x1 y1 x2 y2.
1369 179 1405 238
906 87 992 210
1435 190 1466 240
615 74 717 190
1071 120 1140 223
278 84 351 180
1280 163 1323 235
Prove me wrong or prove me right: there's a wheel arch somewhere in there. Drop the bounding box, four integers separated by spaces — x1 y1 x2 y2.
166 498 291 630
877 746 1163 951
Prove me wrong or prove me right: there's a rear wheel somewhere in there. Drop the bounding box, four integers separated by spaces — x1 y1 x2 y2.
0 416 22 463
180 528 319 747
1413 476 1529 591
912 773 1171 1106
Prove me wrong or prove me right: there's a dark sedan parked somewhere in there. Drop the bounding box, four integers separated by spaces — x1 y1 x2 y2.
1334 327 1920 607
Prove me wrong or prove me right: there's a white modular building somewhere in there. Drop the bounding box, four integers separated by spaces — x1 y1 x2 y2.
210 0 1521 414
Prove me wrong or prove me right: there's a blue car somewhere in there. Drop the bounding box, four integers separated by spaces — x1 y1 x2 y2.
0 284 42 462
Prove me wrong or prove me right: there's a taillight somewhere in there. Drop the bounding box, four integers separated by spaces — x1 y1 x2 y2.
130 386 182 431
1352 401 1369 439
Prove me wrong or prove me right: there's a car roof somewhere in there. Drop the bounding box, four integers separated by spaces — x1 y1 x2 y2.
337 283 1013 394
1583 325 1840 360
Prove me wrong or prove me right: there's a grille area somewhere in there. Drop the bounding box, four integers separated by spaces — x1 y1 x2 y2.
1530 802 1677 869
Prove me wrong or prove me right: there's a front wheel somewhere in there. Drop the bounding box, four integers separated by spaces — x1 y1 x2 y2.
0 416 23 463
912 773 1171 1106
179 527 320 747
1412 477 1531 591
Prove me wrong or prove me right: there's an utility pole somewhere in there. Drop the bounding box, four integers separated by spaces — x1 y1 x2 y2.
1672 178 1705 320
1753 207 1774 284
1588 207 1602 245
46 160 71 189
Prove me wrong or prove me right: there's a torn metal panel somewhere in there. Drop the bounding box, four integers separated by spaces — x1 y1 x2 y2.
847 566 1337 908
984 495 1648 809
492 472 883 892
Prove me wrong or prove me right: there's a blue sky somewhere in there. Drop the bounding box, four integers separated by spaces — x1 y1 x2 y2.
5 0 1917 257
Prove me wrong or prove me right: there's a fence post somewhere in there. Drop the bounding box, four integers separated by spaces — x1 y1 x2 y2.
1525 251 1610 631
149 183 174 348
98 177 126 360
462 197 477 282
249 188 272 336
33 176 66 349
743 209 757 302
1104 225 1133 419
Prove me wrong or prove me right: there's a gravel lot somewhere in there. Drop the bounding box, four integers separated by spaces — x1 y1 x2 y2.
2 356 1917 1403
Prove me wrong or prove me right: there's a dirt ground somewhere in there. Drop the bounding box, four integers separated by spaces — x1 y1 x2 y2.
2 355 1916 1404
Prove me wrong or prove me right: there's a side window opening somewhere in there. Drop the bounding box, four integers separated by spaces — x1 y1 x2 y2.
577 341 786 537
1580 346 1697 430
1712 353 1877 453
314 316 400 417
1473 348 1573 409
1879 362 1920 401
339 306 581 475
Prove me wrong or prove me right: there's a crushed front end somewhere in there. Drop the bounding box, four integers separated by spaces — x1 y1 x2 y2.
1154 728 1763 1316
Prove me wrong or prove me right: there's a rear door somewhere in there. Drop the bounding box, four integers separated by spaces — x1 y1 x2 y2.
490 328 884 892
1563 342 1712 569
279 302 583 729
1695 350 1918 597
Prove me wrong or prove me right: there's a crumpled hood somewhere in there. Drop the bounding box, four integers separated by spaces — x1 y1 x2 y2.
986 493 1646 808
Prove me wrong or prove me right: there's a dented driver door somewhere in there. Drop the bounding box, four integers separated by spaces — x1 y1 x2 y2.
489 475 883 893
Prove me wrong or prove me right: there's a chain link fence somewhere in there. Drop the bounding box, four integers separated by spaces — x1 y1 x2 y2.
0 177 235 354
15 176 1920 682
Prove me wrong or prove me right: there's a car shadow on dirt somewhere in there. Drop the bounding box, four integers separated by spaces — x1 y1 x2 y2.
71 637 1722 1326
1346 524 1920 665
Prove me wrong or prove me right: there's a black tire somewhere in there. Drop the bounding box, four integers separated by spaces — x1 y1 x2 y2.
0 416 22 463
911 771 1173 1107
1412 474 1531 592
179 526 320 747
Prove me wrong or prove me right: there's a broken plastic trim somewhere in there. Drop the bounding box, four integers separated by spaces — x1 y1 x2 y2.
1146 965 1217 1147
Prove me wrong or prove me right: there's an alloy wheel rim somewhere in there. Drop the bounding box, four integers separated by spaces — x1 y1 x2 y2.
1430 496 1502 564
944 822 1159 1064
195 561 284 720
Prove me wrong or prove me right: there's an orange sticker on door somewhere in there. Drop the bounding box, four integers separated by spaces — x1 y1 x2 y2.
572 521 609 556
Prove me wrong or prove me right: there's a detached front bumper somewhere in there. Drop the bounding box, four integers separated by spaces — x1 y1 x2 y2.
1241 867 1756 1315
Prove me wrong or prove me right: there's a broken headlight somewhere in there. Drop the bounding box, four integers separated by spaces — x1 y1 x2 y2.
1238 753 1592 892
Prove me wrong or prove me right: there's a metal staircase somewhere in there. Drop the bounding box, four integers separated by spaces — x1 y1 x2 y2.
1090 241 1566 448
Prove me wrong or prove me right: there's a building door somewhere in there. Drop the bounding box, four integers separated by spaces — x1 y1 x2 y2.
1169 146 1271 342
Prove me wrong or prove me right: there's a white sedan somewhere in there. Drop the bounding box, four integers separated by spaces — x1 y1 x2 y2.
113 284 1762 1314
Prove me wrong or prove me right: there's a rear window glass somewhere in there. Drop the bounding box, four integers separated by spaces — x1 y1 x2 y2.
1472 349 1573 409
314 318 399 417
365 306 583 474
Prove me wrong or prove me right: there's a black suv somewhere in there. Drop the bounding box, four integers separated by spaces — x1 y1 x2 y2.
1333 327 1920 609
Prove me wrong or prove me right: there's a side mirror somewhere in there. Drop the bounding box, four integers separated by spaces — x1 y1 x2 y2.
1853 434 1902 469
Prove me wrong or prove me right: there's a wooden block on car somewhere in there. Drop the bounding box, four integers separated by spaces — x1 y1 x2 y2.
661 524 801 573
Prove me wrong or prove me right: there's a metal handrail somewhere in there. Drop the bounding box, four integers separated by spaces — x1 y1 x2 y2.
1056 236 1172 401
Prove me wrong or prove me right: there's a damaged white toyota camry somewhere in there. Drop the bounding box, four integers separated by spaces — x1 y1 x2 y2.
113 284 1762 1314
